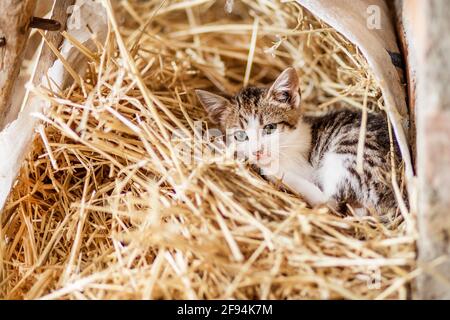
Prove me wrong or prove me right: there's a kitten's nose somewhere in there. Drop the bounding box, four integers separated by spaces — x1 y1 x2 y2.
252 150 264 159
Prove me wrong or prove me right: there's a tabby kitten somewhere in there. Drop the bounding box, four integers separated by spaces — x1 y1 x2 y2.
196 67 399 215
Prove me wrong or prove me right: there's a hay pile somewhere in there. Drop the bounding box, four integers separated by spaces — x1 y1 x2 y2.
0 0 416 299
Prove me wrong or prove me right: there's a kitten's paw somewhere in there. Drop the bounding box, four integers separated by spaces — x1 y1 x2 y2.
308 195 333 209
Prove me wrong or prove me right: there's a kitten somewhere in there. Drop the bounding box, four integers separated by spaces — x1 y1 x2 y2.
196 67 400 215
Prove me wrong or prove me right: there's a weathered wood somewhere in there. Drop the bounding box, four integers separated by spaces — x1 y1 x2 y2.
0 0 37 126
1 0 75 128
31 0 75 86
394 0 417 167
413 0 450 299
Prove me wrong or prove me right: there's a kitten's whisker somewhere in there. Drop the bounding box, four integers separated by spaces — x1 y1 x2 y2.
279 145 306 149
277 151 302 162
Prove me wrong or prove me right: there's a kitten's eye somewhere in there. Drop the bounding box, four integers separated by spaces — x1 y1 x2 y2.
234 130 248 142
263 123 278 135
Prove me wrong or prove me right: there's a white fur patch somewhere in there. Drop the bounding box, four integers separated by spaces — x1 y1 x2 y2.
246 116 261 156
316 153 348 198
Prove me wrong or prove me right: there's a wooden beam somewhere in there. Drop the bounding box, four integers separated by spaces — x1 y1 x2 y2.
31 0 75 86
393 0 417 167
0 0 37 126
0 0 75 129
414 0 450 299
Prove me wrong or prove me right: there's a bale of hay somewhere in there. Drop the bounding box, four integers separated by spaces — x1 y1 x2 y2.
0 0 416 299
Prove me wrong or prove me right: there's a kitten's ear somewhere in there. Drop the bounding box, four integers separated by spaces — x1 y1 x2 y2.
268 67 301 108
196 90 231 124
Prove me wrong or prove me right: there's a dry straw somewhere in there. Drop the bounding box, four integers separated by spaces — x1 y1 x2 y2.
1 0 417 299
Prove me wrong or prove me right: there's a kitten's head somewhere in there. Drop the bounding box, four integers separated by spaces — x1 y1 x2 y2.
196 67 302 167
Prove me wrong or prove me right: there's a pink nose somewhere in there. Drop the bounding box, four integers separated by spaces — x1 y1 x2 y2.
253 150 263 158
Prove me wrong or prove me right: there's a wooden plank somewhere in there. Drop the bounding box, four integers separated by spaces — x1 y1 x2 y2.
0 0 37 126
31 0 75 86
393 0 417 167
413 0 450 300
0 0 75 129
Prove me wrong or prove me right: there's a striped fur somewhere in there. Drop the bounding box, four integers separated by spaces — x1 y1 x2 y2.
197 68 402 216
305 110 400 214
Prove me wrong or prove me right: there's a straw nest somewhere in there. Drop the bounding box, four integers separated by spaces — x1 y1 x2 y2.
0 0 416 299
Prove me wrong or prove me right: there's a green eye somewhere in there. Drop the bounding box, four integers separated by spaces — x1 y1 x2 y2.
263 123 278 135
234 130 248 142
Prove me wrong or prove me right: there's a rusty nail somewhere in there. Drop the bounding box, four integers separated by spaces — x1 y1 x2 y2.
0 37 5 47
30 17 61 31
